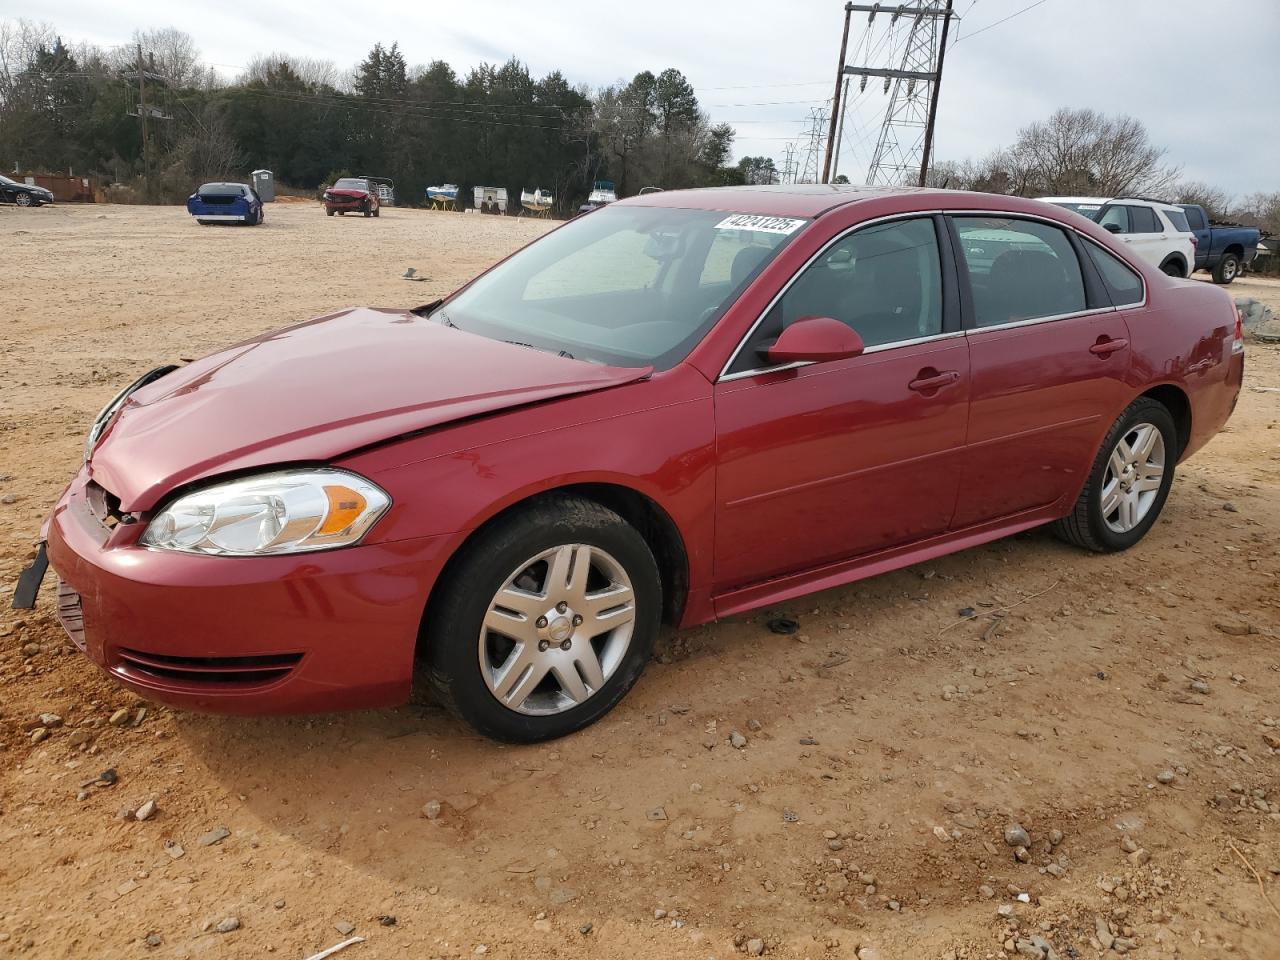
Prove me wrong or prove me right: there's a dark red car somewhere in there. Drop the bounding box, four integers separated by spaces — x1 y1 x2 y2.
25 185 1244 742
323 177 380 217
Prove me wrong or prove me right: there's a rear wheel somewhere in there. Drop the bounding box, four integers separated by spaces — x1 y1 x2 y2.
424 495 661 742
1052 398 1177 553
1160 259 1185 278
373 206 380 217
326 209 335 217
1212 253 1240 284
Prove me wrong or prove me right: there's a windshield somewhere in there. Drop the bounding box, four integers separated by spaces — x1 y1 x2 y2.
1048 201 1104 221
333 178 368 191
0 175 15 185
434 205 804 369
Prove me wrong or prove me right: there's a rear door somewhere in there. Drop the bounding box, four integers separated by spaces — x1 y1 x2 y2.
712 214 969 592
949 214 1133 528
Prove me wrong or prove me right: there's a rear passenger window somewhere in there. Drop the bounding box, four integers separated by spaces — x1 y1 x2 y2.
952 217 1087 327
1085 241 1144 307
1128 206 1160 233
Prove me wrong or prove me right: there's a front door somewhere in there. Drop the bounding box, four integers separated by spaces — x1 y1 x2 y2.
949 214 1133 528
712 215 970 592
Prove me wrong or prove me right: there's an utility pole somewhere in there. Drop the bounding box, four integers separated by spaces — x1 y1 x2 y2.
821 2 853 184
136 44 150 195
847 1 954 186
917 0 954 186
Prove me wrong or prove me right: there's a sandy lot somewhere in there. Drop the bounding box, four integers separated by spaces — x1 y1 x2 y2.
1 202 1278 960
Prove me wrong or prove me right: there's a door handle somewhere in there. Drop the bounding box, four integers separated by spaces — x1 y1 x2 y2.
908 370 960 392
1089 338 1129 357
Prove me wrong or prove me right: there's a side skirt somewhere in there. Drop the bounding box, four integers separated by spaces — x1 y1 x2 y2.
710 503 1065 621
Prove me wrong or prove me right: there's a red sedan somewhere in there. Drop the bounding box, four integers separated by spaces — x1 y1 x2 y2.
323 177 380 217
24 185 1244 742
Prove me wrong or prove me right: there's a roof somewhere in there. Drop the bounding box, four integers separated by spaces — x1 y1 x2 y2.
617 183 947 218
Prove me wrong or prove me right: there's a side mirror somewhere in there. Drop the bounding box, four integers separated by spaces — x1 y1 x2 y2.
765 316 865 365
1103 222 1122 234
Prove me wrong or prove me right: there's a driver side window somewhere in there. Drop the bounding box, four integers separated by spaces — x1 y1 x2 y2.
728 217 943 374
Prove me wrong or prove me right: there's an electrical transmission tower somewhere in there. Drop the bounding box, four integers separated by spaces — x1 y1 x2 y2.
833 1 954 187
780 142 799 184
799 107 829 184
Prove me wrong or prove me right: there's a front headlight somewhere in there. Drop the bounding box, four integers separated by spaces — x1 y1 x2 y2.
140 468 391 556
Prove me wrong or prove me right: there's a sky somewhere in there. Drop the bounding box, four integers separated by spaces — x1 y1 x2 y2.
4 0 1276 195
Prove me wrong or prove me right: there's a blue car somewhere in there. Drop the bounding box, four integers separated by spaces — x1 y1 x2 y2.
186 182 264 226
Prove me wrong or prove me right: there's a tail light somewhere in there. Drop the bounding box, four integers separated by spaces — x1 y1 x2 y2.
1232 307 1245 355
1189 235 1198 247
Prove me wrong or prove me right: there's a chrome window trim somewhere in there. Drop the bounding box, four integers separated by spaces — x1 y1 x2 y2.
718 329 969 383
717 207 1144 383
962 305 1116 335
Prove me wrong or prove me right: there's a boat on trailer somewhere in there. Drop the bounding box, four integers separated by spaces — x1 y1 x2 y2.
521 188 554 217
426 183 459 210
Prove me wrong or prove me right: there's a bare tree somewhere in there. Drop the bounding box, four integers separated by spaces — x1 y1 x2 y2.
1173 180 1234 219
243 53 340 90
1007 108 1180 197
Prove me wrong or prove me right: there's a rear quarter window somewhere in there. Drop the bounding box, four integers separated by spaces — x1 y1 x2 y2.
1163 209 1191 232
1085 241 1144 307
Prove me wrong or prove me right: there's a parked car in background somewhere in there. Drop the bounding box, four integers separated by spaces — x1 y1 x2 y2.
1040 196 1195 278
1177 204 1260 284
0 174 55 207
25 186 1244 743
323 177 380 217
185 182 264 226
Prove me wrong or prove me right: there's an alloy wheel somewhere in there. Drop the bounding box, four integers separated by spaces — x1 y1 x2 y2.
1100 422 1165 534
478 543 636 716
15 194 32 206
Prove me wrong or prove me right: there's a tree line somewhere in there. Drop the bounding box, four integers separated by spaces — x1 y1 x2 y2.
0 20 770 212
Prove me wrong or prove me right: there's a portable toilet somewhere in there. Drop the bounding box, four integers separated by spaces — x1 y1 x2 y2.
251 169 275 202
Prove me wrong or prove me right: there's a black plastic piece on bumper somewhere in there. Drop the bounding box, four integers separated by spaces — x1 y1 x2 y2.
11 541 48 609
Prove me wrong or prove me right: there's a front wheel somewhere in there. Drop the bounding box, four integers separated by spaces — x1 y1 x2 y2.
423 495 661 742
15 193 33 207
1212 253 1240 284
1052 398 1177 552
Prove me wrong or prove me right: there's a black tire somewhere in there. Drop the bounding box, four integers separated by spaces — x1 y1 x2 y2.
423 494 662 743
363 206 371 218
326 209 335 217
373 206 379 217
1052 397 1177 553
1212 253 1240 285
15 193 33 207
196 219 209 225
1160 259 1185 278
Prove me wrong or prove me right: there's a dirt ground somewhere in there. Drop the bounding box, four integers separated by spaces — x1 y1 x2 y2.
1 202 1278 960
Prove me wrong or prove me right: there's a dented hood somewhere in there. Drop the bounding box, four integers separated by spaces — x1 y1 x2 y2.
89 307 651 511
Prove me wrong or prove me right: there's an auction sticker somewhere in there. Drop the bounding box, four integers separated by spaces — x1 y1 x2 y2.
715 214 807 235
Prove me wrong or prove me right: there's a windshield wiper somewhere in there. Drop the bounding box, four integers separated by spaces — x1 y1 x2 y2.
502 339 575 361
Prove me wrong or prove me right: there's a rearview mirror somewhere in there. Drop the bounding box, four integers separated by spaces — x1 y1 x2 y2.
765 316 865 365
1103 222 1122 234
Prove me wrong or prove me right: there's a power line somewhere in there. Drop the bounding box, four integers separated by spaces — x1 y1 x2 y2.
956 0 1049 43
